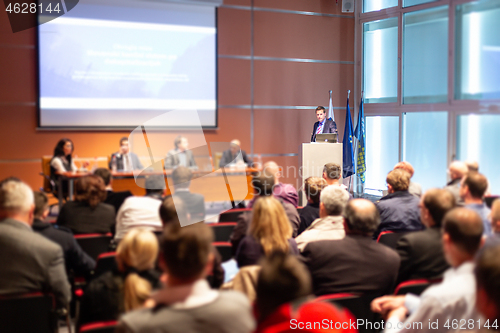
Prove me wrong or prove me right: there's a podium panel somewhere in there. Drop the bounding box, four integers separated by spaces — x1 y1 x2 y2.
299 143 343 205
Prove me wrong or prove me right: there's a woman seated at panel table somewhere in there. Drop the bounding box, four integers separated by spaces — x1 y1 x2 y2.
50 138 88 197
56 175 115 234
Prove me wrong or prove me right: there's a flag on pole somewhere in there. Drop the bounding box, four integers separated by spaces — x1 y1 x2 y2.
354 97 366 183
342 97 355 178
328 90 334 122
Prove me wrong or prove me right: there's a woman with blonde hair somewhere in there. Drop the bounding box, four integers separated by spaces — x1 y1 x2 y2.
78 228 161 329
236 196 299 267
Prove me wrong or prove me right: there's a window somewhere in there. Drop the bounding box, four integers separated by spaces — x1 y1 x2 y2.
365 116 399 191
363 0 398 13
457 114 500 193
403 6 448 104
455 0 500 100
403 112 448 191
363 18 398 104
403 0 438 8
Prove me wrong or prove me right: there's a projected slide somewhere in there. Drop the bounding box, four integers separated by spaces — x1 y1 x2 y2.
38 1 217 128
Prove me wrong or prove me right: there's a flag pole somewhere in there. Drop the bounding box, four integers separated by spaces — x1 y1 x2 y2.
347 89 352 193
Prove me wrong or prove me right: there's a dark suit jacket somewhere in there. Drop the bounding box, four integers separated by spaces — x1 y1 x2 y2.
219 149 253 168
301 234 400 296
57 201 116 235
172 190 206 224
164 149 197 169
0 218 71 307
105 190 133 213
311 118 338 142
109 152 143 171
297 202 320 235
395 226 449 284
33 219 96 278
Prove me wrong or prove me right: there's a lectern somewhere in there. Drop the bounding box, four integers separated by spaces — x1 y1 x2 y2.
299 143 343 205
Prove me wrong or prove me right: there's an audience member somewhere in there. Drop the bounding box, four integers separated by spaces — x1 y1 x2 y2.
322 163 352 199
394 161 422 197
466 160 479 173
460 172 492 235
297 177 327 235
164 135 197 169
262 161 299 207
395 188 455 284
78 228 161 330
374 169 422 239
0 178 70 308
117 222 255 333
295 185 349 251
255 252 356 333
301 199 400 296
371 207 484 333
57 175 115 234
171 166 205 225
236 196 299 267
159 195 224 288
483 199 500 249
33 192 95 279
114 175 165 241
109 137 143 171
444 161 468 205
475 245 500 328
219 139 253 168
230 172 300 253
94 167 132 213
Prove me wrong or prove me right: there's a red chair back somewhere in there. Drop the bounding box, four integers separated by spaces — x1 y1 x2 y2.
218 208 250 222
93 252 117 278
75 233 113 261
211 222 237 242
394 278 440 295
79 320 118 333
377 231 408 249
213 242 232 262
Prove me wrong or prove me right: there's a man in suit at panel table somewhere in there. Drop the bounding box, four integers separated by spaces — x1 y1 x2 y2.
300 199 400 296
310 106 337 142
109 137 143 171
219 139 253 168
171 166 205 225
164 135 198 170
0 178 71 309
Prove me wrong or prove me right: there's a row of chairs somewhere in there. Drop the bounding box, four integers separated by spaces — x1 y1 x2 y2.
0 278 437 333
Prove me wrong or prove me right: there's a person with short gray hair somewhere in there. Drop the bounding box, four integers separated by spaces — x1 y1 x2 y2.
295 185 349 251
0 178 71 309
301 199 400 296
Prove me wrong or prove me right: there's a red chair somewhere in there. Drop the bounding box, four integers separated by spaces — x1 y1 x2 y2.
213 242 232 262
211 222 237 242
74 233 113 261
79 320 118 333
218 208 251 222
93 252 118 278
376 231 408 249
394 279 440 296
0 292 57 333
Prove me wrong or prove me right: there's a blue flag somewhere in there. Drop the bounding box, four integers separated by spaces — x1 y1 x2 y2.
354 98 366 183
342 98 355 178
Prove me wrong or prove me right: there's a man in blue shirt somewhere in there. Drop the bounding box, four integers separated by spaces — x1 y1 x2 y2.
460 171 492 235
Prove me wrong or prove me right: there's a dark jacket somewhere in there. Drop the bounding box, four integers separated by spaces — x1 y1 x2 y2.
395 226 449 284
109 152 143 171
219 149 253 168
32 219 96 278
236 235 299 268
374 190 423 239
77 268 161 330
230 198 300 254
105 190 133 213
297 202 320 235
311 119 337 142
172 190 206 224
301 234 400 296
57 201 116 235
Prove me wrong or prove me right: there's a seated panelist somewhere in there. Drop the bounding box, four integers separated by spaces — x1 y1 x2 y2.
310 106 337 142
219 139 253 168
164 135 198 170
109 137 143 171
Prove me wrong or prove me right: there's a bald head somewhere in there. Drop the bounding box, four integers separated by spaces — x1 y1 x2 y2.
229 139 241 155
449 161 468 180
0 178 35 224
344 199 380 235
491 199 500 233
394 161 415 178
263 161 280 181
465 160 479 173
443 207 484 257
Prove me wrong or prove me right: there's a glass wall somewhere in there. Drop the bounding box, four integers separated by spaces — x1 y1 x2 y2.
457 114 500 194
363 0 398 13
404 0 438 7
365 116 399 191
363 18 398 104
455 0 500 100
402 112 448 192
403 6 448 104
